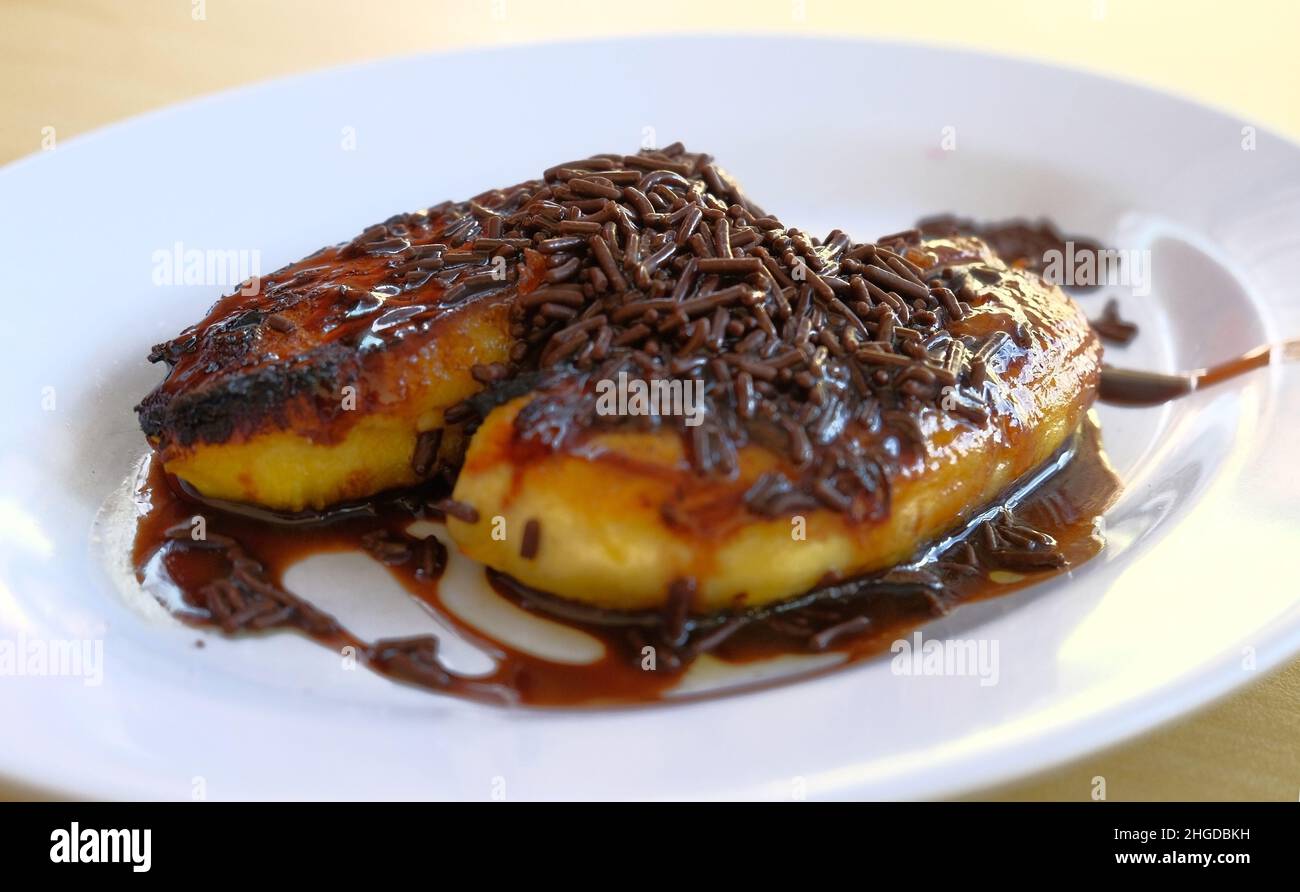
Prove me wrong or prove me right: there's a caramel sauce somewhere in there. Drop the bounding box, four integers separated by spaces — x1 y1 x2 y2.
131 415 1120 708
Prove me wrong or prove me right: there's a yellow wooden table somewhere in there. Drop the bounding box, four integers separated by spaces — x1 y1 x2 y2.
3 0 1297 801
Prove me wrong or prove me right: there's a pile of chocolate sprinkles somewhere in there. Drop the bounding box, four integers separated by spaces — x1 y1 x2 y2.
404 144 1020 522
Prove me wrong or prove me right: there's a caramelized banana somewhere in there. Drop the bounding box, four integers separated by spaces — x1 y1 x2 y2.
447 237 1100 611
137 190 546 511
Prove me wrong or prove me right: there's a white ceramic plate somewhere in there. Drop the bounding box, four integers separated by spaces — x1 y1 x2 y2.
2 36 1299 801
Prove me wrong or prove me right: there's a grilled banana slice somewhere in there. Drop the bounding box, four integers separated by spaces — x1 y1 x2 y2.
136 189 545 512
446 237 1101 611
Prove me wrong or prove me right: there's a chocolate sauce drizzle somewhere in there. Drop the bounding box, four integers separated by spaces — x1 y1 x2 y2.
1099 341 1298 406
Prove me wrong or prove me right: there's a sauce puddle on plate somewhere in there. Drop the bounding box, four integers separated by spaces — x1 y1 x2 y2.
131 413 1121 707
130 335 1295 707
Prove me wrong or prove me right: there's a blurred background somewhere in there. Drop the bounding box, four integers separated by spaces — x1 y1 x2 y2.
3 0 1297 800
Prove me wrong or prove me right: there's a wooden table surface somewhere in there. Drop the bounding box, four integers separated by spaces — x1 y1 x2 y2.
3 0 1298 801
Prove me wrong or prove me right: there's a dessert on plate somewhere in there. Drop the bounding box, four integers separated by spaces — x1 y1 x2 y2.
132 144 1118 704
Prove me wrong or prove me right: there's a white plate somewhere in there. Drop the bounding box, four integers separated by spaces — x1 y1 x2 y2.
2 36 1299 801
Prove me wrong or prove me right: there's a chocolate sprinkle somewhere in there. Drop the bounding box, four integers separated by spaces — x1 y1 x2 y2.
264 313 294 333
520 518 541 559
1089 298 1139 345
432 498 480 524
411 429 443 477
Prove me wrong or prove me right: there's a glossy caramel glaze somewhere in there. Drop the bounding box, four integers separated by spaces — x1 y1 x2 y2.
137 189 546 450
